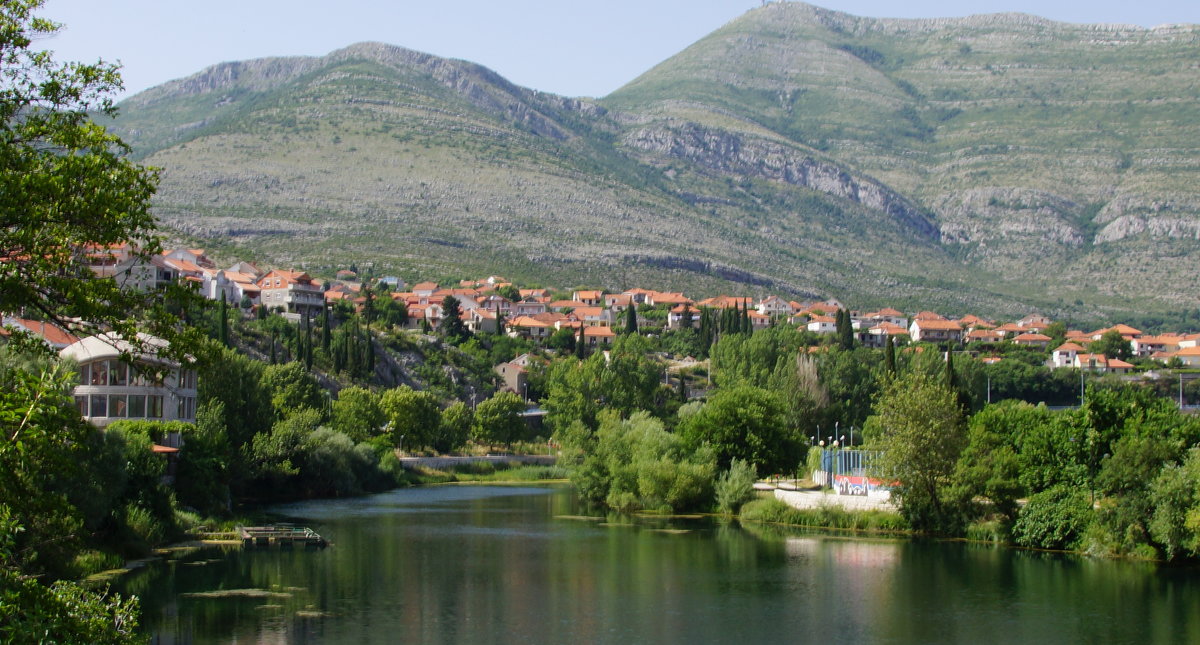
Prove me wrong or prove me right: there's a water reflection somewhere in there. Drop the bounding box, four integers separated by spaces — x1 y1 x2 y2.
122 485 1200 644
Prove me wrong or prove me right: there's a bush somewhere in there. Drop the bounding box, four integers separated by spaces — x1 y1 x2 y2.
1012 485 1093 550
715 459 757 514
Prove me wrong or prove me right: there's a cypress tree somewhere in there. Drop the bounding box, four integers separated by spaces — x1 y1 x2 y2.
269 331 277 364
363 288 375 326
680 304 694 330
218 291 229 347
837 308 854 350
625 303 638 335
322 305 331 352
742 301 751 334
575 324 586 359
362 327 374 377
945 349 956 389
304 315 314 371
885 337 897 375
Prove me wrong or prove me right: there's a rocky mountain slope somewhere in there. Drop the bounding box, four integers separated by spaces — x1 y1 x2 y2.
109 3 1200 317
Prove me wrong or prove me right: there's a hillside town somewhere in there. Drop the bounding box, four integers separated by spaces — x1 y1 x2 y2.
11 243 1193 378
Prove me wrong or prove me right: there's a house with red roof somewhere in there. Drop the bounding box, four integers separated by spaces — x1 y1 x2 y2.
909 318 963 344
1050 342 1086 368
1012 332 1053 350
258 270 324 317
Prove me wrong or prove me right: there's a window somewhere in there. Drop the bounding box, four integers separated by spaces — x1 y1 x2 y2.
148 395 163 418
90 394 107 417
89 361 108 386
109 360 127 386
109 395 127 418
128 394 146 418
79 363 90 386
75 396 88 416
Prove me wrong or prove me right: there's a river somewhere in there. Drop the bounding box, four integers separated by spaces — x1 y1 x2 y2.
118 484 1200 644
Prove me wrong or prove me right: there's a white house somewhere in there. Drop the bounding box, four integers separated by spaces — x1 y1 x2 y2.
60 333 197 429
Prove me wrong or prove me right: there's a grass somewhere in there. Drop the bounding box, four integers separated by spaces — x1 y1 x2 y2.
739 497 910 534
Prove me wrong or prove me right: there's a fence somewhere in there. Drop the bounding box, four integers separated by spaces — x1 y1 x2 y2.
814 448 888 496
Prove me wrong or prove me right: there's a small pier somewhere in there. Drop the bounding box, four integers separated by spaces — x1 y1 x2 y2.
236 525 328 548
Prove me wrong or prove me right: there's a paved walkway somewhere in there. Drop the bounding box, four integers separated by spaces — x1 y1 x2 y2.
771 487 896 512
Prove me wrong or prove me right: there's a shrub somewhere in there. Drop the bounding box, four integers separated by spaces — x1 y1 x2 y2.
715 459 758 514
1012 485 1093 550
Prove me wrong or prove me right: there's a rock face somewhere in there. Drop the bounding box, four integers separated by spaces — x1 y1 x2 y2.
110 3 1200 315
624 123 939 240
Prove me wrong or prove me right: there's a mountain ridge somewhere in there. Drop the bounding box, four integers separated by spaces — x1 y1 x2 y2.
109 3 1200 318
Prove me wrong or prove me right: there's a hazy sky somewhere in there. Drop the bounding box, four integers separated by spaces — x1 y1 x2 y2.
40 0 1200 101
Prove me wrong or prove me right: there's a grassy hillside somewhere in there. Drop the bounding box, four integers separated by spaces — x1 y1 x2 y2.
109 4 1200 319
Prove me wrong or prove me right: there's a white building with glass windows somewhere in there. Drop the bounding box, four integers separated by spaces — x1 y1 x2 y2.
59 334 198 428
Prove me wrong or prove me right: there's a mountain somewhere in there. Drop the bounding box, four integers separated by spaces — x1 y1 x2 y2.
109 3 1200 318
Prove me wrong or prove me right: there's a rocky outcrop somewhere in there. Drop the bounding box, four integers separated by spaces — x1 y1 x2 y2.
623 123 939 240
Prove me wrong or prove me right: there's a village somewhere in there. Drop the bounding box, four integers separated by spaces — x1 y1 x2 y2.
6 243 1189 381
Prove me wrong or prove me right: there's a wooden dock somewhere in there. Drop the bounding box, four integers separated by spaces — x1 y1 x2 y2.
236 525 328 548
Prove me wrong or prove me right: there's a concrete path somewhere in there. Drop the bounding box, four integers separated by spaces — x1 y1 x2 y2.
772 488 896 512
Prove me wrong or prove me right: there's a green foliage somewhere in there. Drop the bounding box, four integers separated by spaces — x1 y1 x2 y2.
1012 485 1094 551
472 391 527 447
246 409 392 498
714 458 757 514
868 370 966 533
544 336 666 434
1148 449 1200 560
260 361 327 421
953 401 1030 522
572 411 716 513
1090 330 1133 361
174 401 230 515
0 0 200 364
330 386 384 443
679 384 799 474
438 295 470 344
434 401 472 454
815 347 882 430
1 505 142 645
379 385 441 451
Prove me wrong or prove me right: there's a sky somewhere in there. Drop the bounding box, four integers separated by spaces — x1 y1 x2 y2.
39 0 1200 101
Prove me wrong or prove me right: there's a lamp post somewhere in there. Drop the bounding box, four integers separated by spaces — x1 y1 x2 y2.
399 433 406 457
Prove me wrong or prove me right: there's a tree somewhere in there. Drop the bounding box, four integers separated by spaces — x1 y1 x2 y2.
218 292 229 347
679 304 695 330
261 361 326 421
836 308 854 350
473 391 527 448
679 384 797 473
438 295 469 344
867 371 966 533
0 507 142 645
330 386 384 443
434 402 473 454
1091 329 1132 361
0 0 197 361
379 386 441 452
624 304 638 335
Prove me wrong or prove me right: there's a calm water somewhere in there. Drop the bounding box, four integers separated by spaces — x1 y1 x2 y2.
119 485 1200 644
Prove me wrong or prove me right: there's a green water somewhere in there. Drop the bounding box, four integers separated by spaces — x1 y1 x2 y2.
120 485 1200 644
